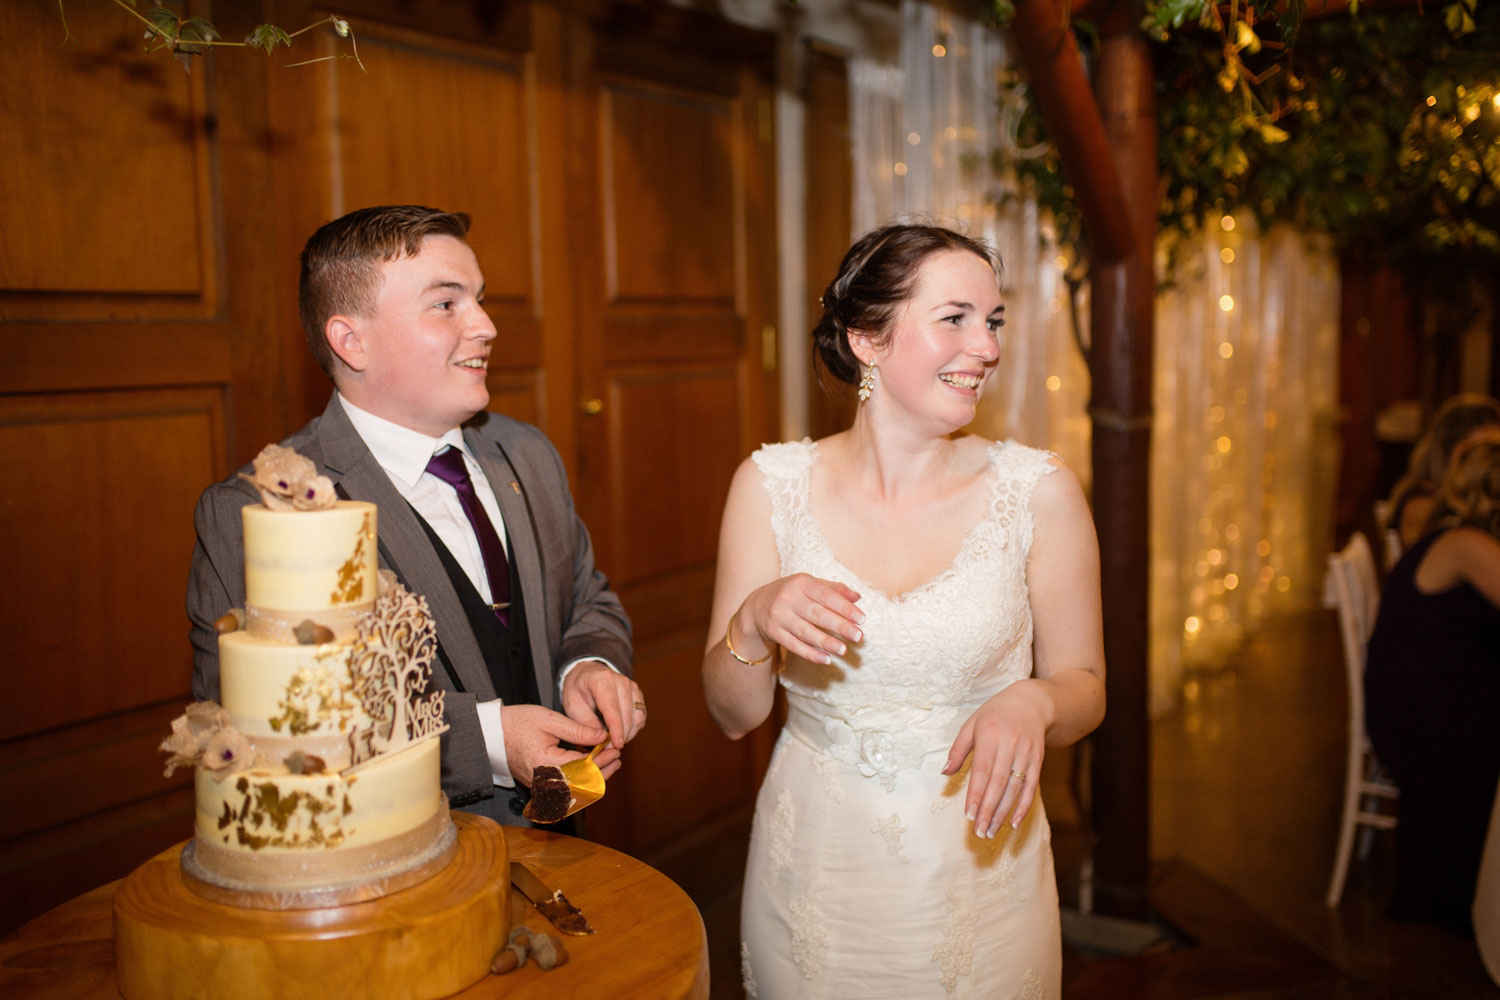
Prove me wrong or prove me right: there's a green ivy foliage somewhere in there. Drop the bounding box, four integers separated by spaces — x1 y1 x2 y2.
997 2 1500 284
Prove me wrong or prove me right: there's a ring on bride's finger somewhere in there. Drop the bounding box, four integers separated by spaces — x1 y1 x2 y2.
1009 769 1027 781
633 701 647 711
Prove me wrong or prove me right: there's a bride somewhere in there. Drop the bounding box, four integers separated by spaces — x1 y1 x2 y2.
702 224 1105 998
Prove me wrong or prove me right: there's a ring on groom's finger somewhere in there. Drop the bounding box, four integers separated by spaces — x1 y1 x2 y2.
1009 770 1027 781
633 701 647 711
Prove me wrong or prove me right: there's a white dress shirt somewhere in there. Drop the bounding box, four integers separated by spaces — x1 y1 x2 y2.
337 394 610 790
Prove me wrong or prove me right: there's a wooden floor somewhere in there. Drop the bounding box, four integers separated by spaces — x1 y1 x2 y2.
671 609 1500 998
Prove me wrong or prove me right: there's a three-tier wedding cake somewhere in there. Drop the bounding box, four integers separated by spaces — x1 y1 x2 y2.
163 444 454 906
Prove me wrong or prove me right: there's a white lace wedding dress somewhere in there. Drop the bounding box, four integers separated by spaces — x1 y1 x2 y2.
739 438 1061 1000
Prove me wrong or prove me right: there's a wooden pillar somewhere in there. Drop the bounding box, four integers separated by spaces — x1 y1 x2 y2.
1087 4 1156 918
1010 0 1156 916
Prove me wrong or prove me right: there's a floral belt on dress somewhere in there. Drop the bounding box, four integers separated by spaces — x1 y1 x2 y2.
784 698 959 791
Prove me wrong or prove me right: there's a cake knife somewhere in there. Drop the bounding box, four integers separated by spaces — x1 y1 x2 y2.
510 862 596 936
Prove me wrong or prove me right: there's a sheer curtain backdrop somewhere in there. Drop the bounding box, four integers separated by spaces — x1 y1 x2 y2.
847 0 1092 476
847 1 1340 715
1150 223 1340 714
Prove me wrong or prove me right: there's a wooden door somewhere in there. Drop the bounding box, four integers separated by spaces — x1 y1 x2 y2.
565 7 780 867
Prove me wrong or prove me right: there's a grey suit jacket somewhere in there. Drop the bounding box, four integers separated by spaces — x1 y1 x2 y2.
186 395 633 824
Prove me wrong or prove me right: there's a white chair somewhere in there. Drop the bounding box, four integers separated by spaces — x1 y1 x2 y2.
1323 531 1400 907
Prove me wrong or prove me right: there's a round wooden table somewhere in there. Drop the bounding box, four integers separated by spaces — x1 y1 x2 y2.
0 824 709 1000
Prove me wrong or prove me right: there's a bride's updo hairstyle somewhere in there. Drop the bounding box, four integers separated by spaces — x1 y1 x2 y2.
813 223 1000 386
1427 429 1500 539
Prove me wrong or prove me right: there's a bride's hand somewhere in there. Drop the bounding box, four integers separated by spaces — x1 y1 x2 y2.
737 573 863 665
943 680 1051 838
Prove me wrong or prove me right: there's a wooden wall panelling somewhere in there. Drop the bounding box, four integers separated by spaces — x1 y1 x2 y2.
532 1 585 478
0 701 194 934
0 385 224 931
0 1 286 933
0 389 223 739
572 17 779 863
0 3 213 315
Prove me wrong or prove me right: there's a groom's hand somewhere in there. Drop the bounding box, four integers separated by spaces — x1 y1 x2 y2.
561 659 647 752
501 704 611 785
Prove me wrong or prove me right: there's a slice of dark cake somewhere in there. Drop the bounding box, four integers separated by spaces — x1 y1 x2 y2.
529 764 574 823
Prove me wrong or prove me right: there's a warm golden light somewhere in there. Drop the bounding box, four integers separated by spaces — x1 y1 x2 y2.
908 131 922 146
1184 616 1201 635
1221 247 1235 264
1219 341 1234 358
1216 435 1232 453
1224 573 1240 590
1257 539 1271 557
1046 375 1062 391
1427 95 1437 107
1219 295 1235 312
1220 215 1237 232
1276 576 1292 592
893 162 908 176
932 43 947 57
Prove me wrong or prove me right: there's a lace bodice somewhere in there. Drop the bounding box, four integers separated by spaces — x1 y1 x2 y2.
753 438 1056 788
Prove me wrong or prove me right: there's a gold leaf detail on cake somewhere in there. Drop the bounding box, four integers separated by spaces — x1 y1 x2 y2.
226 780 353 851
330 511 372 605
269 662 358 736
345 580 449 769
239 444 337 511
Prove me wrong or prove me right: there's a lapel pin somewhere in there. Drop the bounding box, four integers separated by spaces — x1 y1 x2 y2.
510 481 520 495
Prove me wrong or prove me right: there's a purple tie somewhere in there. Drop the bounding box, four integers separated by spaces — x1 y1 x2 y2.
426 447 510 625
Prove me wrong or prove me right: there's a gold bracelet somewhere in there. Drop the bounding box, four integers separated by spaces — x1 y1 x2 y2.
724 610 773 666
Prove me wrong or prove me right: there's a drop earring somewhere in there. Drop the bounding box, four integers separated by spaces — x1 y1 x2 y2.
858 361 876 402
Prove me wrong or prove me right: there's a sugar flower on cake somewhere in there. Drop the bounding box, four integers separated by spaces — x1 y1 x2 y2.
160 700 255 781
240 443 336 511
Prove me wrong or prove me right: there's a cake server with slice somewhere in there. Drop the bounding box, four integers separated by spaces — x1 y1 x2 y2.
510 862 596 935
522 741 607 823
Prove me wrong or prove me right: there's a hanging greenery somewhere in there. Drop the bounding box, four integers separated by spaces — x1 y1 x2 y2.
993 0 1499 286
57 1 363 72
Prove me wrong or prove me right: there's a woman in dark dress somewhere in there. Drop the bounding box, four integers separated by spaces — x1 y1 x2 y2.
1366 432 1500 934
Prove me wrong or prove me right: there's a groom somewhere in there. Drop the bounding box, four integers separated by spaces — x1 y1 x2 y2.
186 205 644 825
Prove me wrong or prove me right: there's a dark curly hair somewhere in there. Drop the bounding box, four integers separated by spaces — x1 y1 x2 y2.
812 223 1000 386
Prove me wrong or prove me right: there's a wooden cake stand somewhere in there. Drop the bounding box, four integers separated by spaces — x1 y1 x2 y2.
113 812 509 1000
